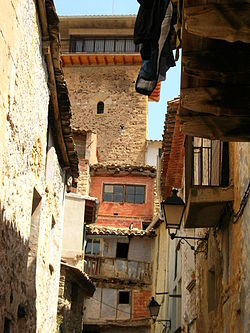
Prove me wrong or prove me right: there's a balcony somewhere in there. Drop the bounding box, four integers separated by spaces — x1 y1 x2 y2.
183 137 233 228
85 255 152 284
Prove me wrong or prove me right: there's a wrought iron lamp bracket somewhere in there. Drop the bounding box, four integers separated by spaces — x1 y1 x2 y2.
168 230 208 254
156 319 171 329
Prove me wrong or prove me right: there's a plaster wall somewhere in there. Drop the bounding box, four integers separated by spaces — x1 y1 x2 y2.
85 237 153 283
145 141 162 167
63 65 148 166
151 222 170 333
0 1 65 331
84 287 151 322
61 193 85 266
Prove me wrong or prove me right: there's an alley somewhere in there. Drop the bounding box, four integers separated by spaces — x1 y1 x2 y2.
0 1 249 333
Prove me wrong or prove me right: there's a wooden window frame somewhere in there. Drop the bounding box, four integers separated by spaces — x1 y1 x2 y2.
102 184 146 204
85 238 101 256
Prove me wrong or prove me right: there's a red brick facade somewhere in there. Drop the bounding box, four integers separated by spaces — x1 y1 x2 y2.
133 290 151 319
90 175 154 228
165 118 185 197
161 98 185 198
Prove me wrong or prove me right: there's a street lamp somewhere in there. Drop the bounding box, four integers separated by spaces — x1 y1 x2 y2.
161 189 185 229
148 297 171 328
161 189 208 251
148 297 160 321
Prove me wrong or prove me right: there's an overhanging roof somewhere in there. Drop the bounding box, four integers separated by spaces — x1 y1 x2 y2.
178 1 250 141
37 0 79 186
86 225 155 237
61 262 95 296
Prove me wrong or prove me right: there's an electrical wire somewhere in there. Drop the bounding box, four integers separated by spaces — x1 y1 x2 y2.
91 296 131 315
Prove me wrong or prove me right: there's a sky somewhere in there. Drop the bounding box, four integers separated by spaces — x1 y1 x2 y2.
54 0 181 140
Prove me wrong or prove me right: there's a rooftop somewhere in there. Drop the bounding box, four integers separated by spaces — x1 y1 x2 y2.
61 262 95 296
90 164 156 177
86 225 155 237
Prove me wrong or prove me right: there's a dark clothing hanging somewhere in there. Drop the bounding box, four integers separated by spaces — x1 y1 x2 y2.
134 0 176 96
134 0 170 44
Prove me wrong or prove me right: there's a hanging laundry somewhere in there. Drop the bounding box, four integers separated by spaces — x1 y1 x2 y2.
175 0 183 61
134 0 176 96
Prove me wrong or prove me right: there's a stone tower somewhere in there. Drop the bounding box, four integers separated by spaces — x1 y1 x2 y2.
59 16 158 166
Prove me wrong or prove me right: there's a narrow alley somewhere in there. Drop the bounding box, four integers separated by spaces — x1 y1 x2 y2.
0 1 249 333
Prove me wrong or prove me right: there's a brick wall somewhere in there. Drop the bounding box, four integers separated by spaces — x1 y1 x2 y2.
161 99 178 198
63 65 148 166
161 98 185 198
133 290 151 319
165 118 185 197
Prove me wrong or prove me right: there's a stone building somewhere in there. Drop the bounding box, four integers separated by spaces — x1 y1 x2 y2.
177 1 250 332
57 130 99 333
0 0 78 332
151 96 249 333
58 14 162 333
81 164 156 332
147 99 185 333
59 15 160 166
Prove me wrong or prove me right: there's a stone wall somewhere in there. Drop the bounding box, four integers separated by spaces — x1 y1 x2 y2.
77 160 91 196
193 142 250 333
63 65 148 166
0 1 65 332
58 267 85 333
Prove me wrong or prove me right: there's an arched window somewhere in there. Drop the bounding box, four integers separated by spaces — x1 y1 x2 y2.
97 101 104 114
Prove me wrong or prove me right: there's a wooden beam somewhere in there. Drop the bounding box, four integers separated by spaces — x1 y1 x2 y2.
37 0 70 167
184 4 250 43
182 47 250 84
178 110 250 141
181 86 250 116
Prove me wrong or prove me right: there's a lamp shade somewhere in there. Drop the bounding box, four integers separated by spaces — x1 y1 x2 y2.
148 297 160 320
161 189 185 229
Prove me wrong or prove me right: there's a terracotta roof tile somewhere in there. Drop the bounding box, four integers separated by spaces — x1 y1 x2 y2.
86 225 155 237
61 262 95 296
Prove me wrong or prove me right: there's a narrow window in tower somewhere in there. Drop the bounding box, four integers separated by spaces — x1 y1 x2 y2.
97 101 104 114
